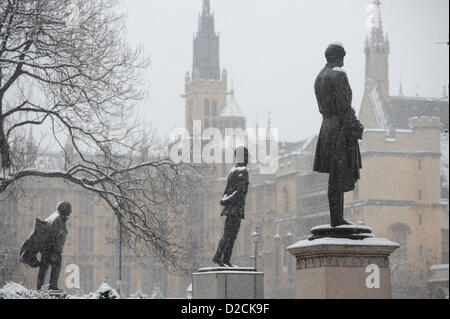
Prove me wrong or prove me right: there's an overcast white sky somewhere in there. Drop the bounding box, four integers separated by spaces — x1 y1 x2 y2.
120 0 449 142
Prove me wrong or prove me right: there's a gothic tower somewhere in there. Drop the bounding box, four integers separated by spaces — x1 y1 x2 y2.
359 0 391 129
364 0 390 99
185 0 228 136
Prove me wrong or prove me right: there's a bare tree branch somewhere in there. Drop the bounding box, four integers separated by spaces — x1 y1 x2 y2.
0 0 194 269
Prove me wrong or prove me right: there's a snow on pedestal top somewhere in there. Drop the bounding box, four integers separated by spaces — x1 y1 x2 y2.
287 237 399 250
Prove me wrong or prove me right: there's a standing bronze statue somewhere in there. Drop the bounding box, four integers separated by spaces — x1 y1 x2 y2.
313 43 364 227
213 147 249 267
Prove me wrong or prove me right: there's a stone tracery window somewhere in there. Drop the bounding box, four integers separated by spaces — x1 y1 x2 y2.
204 99 210 116
388 223 410 264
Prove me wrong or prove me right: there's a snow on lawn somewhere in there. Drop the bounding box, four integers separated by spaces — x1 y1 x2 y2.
0 282 120 299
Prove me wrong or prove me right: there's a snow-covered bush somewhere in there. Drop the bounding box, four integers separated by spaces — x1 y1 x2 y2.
0 282 121 299
86 282 120 299
0 282 69 299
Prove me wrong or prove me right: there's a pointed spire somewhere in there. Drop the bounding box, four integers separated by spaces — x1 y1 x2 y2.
64 136 74 153
255 114 259 144
266 110 272 142
373 0 382 29
25 128 37 166
364 0 390 98
398 76 404 96
370 0 384 40
140 137 149 163
26 127 35 152
366 0 388 48
203 0 211 15
444 78 448 97
64 135 75 165
193 0 220 80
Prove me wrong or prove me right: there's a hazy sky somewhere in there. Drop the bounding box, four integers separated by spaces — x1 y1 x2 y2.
121 0 449 142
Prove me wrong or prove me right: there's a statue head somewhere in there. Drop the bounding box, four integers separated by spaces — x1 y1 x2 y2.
57 201 72 220
325 42 346 67
235 146 249 166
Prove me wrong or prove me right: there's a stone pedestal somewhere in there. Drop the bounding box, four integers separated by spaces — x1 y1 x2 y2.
192 267 264 299
287 235 399 299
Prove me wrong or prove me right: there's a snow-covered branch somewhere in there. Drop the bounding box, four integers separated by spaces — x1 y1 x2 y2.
0 0 194 269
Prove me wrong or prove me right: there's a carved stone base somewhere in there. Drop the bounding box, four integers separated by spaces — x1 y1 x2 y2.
287 237 399 299
192 267 264 299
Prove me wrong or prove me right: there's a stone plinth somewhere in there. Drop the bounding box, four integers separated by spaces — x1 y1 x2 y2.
192 267 264 299
287 237 399 299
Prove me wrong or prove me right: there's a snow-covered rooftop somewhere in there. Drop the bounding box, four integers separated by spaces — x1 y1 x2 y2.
369 87 389 131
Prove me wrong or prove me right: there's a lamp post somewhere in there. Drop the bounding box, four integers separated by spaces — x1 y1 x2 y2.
118 219 122 290
114 202 123 296
252 225 261 271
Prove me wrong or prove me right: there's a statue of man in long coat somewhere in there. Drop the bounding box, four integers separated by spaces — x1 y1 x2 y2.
20 201 71 291
313 43 364 227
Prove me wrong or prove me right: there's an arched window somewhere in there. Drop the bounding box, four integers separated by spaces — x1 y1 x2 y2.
212 100 218 116
5 198 18 214
283 186 289 214
212 120 217 128
353 183 359 200
204 99 210 116
388 223 410 264
204 119 210 129
188 100 193 115
187 100 194 131
442 229 449 263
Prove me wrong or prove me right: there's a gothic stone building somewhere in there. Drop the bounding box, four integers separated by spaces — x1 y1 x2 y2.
169 0 449 299
1 0 447 299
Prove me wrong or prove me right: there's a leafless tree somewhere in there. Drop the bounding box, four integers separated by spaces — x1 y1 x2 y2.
0 0 195 269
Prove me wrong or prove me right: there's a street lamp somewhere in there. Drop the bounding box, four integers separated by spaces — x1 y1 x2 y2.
114 201 123 296
252 225 261 271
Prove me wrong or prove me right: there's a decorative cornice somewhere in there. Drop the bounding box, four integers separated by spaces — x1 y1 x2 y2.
361 150 441 158
287 238 399 270
295 255 390 270
345 199 447 209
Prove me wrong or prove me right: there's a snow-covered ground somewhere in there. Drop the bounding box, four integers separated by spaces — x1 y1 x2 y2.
0 282 120 299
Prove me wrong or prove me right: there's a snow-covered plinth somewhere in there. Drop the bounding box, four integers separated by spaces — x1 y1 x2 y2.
288 237 399 250
192 268 264 299
287 236 399 299
309 224 374 240
311 224 373 233
197 266 256 274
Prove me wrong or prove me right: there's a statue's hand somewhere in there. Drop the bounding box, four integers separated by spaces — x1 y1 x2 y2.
49 253 61 263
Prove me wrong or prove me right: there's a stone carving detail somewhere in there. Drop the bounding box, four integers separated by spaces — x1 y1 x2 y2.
295 255 390 270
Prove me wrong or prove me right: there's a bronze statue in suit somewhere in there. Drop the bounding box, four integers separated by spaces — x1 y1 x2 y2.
213 147 249 267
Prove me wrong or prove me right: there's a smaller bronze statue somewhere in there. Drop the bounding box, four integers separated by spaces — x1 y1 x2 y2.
20 201 71 291
213 147 249 267
313 43 364 227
